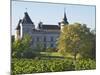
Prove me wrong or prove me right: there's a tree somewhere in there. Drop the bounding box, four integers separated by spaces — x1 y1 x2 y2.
12 34 33 58
57 23 95 61
11 35 15 43
82 29 96 59
91 29 96 59
35 42 44 52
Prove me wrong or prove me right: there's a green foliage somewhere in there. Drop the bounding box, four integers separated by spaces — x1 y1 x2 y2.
12 58 96 75
57 23 96 59
81 29 96 59
11 35 15 43
12 40 22 58
22 50 38 59
46 47 57 52
35 42 44 52
12 34 34 58
12 59 74 74
75 59 96 70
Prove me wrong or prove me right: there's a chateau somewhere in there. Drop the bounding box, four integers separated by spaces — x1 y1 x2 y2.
15 11 69 49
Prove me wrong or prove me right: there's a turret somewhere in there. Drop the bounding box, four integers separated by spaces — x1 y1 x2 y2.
38 21 43 29
15 19 21 41
21 12 35 36
60 9 69 31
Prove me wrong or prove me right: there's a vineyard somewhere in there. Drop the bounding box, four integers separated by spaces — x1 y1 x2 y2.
11 23 96 75
12 58 96 75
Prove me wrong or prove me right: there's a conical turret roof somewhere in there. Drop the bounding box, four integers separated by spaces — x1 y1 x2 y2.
16 19 21 30
22 12 33 24
62 9 69 24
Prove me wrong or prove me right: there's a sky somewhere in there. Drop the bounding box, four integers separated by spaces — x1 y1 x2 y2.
12 0 96 35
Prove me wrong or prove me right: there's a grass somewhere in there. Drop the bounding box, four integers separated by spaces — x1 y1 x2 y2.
40 52 81 59
40 52 62 56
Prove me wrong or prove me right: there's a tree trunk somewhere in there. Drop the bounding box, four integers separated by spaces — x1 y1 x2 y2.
73 49 77 70
74 51 77 61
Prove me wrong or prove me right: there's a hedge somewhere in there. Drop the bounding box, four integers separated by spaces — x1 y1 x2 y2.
12 58 96 75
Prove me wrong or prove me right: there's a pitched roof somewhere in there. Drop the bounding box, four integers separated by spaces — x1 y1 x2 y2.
40 24 60 30
22 12 33 24
16 19 21 30
61 10 69 24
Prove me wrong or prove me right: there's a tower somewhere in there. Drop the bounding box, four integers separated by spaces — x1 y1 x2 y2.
15 19 21 41
15 11 35 40
21 11 35 37
60 9 69 31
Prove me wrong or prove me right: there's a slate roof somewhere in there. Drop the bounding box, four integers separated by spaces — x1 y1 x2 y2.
61 11 69 24
41 25 60 30
16 19 21 30
16 11 69 31
22 12 33 24
38 23 60 30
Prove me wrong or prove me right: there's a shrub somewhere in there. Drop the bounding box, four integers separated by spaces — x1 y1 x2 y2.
12 58 96 75
46 47 58 52
22 50 36 58
75 59 96 70
12 59 74 74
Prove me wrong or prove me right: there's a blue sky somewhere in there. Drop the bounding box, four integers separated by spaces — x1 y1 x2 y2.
12 1 95 35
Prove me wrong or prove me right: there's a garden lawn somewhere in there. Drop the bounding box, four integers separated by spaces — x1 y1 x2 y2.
40 52 81 59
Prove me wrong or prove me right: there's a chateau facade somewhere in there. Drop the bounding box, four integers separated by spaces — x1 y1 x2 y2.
15 11 69 49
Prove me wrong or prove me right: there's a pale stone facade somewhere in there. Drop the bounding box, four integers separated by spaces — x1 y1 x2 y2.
15 11 68 49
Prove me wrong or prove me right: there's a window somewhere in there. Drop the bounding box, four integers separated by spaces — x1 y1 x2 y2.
30 38 34 45
32 38 34 43
37 37 39 42
44 43 46 48
25 28 29 33
44 36 46 42
50 36 53 41
50 43 54 47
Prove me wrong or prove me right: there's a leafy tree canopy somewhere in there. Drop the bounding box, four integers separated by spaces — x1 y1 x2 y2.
57 23 95 60
12 34 32 58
